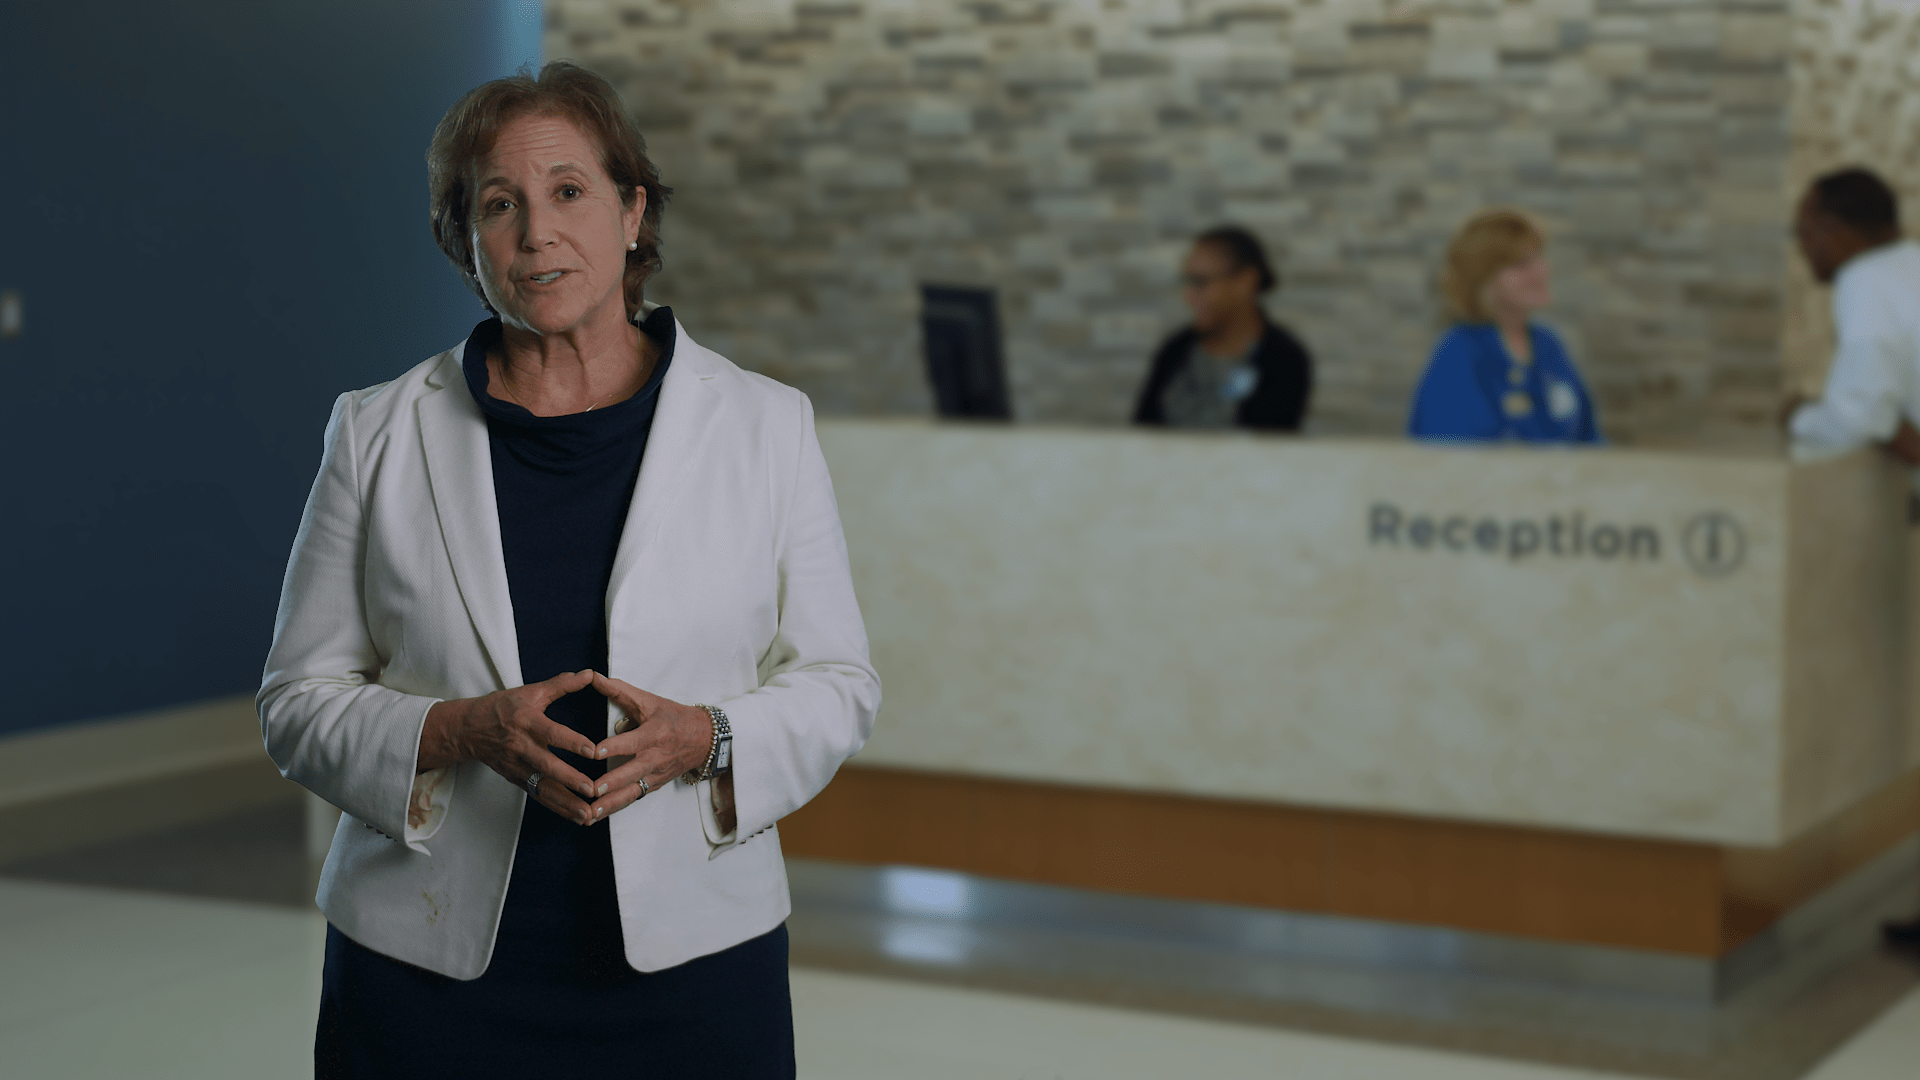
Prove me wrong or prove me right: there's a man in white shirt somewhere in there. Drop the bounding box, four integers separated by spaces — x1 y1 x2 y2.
1783 167 1920 948
1786 168 1920 463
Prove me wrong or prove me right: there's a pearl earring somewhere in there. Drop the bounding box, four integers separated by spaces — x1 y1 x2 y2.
628 241 637 251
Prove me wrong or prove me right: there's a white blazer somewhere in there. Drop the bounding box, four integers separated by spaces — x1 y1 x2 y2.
259 308 879 978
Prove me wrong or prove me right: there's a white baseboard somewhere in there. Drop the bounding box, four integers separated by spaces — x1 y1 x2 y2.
0 696 302 863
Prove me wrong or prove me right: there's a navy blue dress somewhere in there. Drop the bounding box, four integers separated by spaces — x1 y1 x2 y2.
316 308 795 1078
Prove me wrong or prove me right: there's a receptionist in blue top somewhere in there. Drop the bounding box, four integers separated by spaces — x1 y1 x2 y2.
1409 209 1602 443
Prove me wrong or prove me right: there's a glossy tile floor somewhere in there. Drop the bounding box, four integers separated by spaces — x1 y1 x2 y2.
2 803 1916 1080
783 858 1920 1079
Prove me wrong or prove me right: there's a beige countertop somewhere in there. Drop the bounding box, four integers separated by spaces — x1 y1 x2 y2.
820 420 1919 848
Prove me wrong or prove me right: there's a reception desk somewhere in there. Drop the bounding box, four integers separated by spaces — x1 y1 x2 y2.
780 420 1920 961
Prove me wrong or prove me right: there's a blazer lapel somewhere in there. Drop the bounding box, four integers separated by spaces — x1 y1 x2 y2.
417 353 523 690
607 320 725 617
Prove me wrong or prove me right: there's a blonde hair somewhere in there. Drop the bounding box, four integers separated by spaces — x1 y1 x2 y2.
1440 209 1546 323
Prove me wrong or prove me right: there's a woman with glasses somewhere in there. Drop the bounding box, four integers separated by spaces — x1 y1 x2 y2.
1133 225 1314 432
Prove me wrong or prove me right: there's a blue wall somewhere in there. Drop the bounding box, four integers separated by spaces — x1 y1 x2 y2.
0 1 543 737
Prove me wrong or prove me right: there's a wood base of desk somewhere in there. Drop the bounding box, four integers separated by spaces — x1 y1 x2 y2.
779 765 1920 957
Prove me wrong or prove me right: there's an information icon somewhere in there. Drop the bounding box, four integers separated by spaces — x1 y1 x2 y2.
1683 512 1746 576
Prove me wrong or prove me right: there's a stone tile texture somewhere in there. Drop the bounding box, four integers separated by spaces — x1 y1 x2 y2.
1783 0 1920 398
543 0 1838 445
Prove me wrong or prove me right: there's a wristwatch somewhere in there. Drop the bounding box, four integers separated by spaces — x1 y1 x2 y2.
683 704 733 784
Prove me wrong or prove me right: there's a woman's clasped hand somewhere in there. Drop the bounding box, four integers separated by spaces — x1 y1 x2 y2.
583 672 720 820
415 669 717 827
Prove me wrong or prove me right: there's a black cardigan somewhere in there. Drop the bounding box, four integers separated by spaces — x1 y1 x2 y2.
1132 320 1314 432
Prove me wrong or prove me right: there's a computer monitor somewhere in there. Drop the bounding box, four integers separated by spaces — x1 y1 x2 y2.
920 285 1011 420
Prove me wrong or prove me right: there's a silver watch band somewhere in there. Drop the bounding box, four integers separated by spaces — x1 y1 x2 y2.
683 704 733 784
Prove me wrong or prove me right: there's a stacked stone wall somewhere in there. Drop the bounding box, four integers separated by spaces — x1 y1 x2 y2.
1784 0 1920 397
548 0 1795 444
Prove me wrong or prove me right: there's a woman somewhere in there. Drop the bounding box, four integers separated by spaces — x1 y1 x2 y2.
1408 209 1602 442
1133 225 1314 431
259 62 879 1077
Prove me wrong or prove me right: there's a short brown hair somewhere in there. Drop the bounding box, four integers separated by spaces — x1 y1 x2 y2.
427 61 672 315
1439 209 1545 323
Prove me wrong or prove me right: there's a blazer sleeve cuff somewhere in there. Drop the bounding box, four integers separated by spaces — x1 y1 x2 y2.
402 765 455 852
719 689 870 849
397 698 450 853
695 777 739 854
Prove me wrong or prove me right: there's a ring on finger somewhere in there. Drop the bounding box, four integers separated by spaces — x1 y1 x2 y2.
527 772 542 796
637 777 651 799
